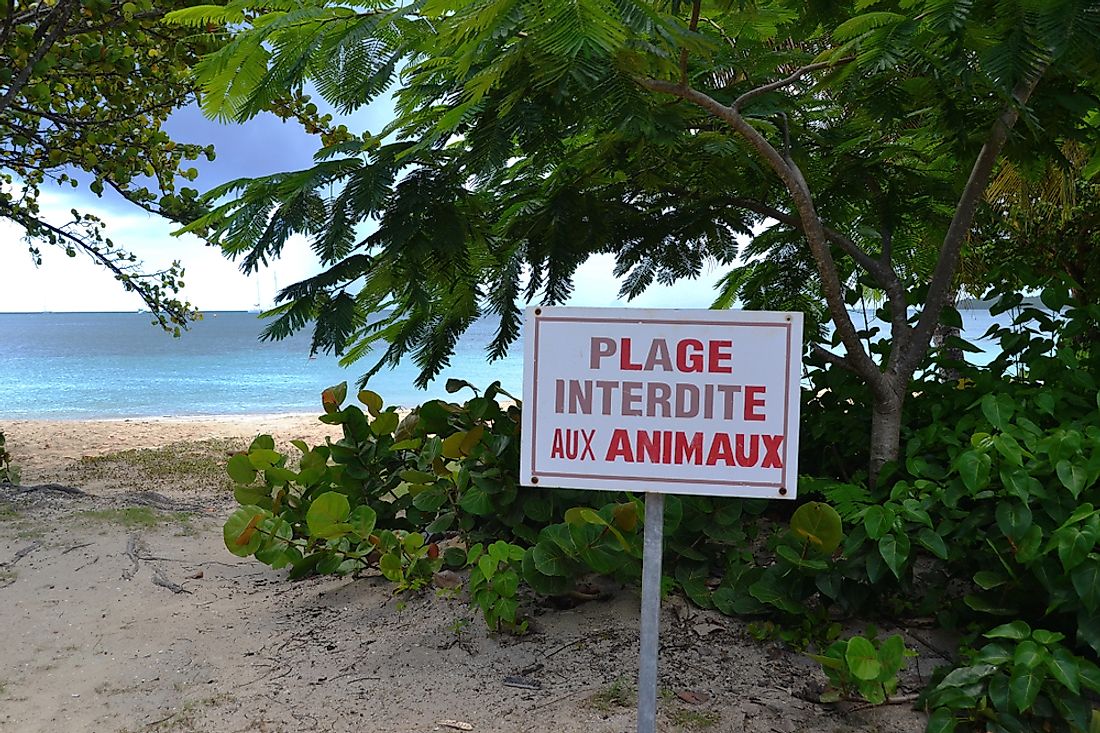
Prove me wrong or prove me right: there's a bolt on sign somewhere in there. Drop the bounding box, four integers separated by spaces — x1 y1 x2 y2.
521 307 803 499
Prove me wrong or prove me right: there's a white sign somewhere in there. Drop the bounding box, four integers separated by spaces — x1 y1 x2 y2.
520 307 803 499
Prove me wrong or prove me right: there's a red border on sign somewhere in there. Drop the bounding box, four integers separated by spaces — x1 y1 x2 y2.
530 315 795 490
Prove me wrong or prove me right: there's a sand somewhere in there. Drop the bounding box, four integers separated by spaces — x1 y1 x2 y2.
0 417 932 733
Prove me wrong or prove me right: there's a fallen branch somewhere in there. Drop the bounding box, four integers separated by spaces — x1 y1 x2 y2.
846 693 921 713
122 535 143 580
0 541 40 568
152 568 190 594
3 482 88 497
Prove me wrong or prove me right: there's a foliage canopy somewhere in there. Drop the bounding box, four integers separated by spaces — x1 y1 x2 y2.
174 0 1100 481
0 0 230 327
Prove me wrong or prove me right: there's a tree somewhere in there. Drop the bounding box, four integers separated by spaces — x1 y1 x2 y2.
171 0 1100 479
0 0 225 329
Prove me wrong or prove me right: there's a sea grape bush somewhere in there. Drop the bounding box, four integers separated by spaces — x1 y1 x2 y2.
922 622 1100 733
222 380 649 616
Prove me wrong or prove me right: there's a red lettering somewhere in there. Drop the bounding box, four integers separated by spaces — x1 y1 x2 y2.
550 428 565 459
705 433 735 466
708 340 732 373
620 338 643 371
636 431 661 463
762 435 784 468
580 429 597 461
744 385 766 421
676 339 704 372
606 429 634 462
674 432 704 465
735 434 760 466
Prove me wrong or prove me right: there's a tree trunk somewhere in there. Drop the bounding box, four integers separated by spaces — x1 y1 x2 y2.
869 389 904 486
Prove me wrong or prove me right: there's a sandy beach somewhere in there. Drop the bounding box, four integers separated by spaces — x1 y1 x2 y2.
0 416 930 733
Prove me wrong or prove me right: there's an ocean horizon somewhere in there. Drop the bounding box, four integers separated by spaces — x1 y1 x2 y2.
0 307 1009 420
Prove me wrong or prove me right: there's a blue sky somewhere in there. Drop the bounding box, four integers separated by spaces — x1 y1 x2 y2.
0 98 725 313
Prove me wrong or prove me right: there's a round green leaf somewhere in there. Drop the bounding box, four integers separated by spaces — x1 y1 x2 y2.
227 453 257 484
790 501 843 553
306 491 351 538
349 505 377 539
844 636 882 681
224 505 268 557
358 389 383 415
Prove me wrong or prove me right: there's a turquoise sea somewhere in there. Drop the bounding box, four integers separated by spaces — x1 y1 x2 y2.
0 308 1008 419
0 311 523 419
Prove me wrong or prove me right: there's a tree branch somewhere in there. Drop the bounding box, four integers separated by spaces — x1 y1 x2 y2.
9 90 193 128
812 343 856 374
900 70 1046 376
0 0 78 117
638 74 880 381
678 0 702 85
732 60 848 113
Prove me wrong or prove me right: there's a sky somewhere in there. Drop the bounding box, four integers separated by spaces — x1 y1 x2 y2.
0 98 727 314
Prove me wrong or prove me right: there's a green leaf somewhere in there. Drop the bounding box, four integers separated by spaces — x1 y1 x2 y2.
917 528 949 560
371 411 399 436
234 485 270 508
403 532 425 554
223 505 267 557
1012 640 1043 671
973 570 1007 590
996 501 1032 542
459 484 494 515
1057 460 1088 498
1048 647 1081 694
249 435 275 451
492 569 520 598
775 544 828 570
936 664 997 688
877 634 906 677
306 491 351 539
985 621 1031 640
532 538 571 576
1009 668 1042 712
248 449 282 470
322 382 347 413
790 501 844 553
358 389 383 415
832 11 906 42
956 450 990 492
878 533 909 579
844 636 882 681
478 553 496 581
981 393 1015 430
522 551 572 595
379 552 403 581
863 505 890 539
1071 560 1100 612
926 707 957 733
1031 629 1065 645
1055 528 1092 571
227 453 257 484
348 505 377 539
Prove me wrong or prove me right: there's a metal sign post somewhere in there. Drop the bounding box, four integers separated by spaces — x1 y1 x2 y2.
637 492 665 733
